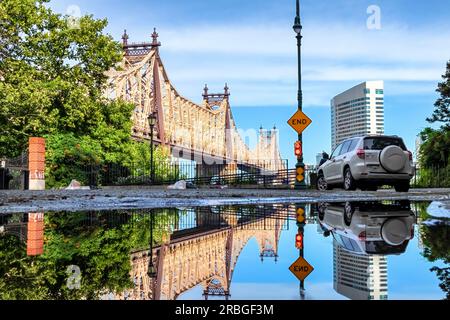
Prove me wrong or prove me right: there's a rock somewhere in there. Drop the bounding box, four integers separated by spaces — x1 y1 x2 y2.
66 180 91 190
167 180 187 190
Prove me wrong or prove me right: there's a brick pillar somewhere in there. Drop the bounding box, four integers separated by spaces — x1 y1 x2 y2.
27 212 44 256
29 137 46 190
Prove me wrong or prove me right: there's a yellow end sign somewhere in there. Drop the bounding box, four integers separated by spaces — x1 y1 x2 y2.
288 110 312 135
289 257 314 282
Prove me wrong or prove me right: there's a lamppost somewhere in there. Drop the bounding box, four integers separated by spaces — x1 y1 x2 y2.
148 113 157 183
293 0 307 189
147 210 157 279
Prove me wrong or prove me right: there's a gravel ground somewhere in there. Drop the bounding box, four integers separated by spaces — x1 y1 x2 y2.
0 187 449 214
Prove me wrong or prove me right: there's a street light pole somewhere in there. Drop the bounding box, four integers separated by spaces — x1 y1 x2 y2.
293 0 307 190
148 113 157 184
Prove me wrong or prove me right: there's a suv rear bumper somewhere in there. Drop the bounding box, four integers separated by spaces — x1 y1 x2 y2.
356 173 414 182
352 164 414 182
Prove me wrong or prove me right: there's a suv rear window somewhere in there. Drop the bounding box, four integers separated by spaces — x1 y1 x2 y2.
364 137 406 151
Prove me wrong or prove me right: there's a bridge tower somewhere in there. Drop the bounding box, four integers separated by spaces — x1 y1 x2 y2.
256 213 283 263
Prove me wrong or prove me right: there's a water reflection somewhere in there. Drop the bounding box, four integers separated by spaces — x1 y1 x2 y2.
0 201 448 300
123 205 289 300
317 201 415 300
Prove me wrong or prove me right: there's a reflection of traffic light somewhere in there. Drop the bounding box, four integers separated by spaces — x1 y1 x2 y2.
296 167 305 183
295 233 304 250
294 141 302 157
296 207 306 224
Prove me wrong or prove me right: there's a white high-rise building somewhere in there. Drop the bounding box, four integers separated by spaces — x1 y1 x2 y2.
331 81 385 150
333 241 388 300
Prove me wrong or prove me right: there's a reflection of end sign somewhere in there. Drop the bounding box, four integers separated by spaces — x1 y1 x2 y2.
288 110 312 135
289 257 314 282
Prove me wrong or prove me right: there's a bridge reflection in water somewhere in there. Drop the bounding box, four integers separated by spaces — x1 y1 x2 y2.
116 205 293 301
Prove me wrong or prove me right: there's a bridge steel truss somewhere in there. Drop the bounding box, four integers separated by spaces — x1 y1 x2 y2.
106 30 285 172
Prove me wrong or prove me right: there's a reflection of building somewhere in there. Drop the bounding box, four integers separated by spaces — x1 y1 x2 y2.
0 212 45 256
331 81 385 150
27 213 45 256
333 241 388 300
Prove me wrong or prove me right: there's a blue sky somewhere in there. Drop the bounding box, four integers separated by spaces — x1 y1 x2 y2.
49 0 450 165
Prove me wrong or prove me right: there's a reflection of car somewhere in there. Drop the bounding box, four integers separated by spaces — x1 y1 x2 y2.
317 201 415 255
317 135 415 192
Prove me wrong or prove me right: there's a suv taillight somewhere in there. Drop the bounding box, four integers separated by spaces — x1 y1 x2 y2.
356 149 365 159
358 231 367 241
407 151 413 161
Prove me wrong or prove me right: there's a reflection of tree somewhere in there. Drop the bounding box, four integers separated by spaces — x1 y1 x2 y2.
0 210 178 300
419 204 450 300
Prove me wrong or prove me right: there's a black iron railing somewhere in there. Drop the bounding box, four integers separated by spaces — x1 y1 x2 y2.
76 160 321 189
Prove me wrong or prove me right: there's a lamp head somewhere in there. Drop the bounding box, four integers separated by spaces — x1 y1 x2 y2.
148 113 157 128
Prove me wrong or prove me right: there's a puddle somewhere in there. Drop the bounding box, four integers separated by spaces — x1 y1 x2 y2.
0 200 448 300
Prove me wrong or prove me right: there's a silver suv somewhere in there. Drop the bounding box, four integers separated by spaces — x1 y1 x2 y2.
317 135 415 192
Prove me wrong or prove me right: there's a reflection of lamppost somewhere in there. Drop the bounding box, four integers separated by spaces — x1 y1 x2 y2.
148 113 157 183
147 210 157 279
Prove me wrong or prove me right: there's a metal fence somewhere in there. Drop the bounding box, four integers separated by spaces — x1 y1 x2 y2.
78 160 320 189
412 165 450 188
0 151 29 190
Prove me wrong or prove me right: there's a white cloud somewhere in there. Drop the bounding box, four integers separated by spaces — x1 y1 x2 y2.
157 23 450 64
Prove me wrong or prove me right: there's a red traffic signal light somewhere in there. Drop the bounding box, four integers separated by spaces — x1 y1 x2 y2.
294 141 302 157
295 233 304 249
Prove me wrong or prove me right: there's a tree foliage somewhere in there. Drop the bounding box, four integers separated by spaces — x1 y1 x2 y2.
419 61 450 170
427 61 450 127
0 0 169 187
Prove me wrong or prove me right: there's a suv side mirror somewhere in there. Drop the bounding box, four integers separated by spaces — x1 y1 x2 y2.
323 152 330 160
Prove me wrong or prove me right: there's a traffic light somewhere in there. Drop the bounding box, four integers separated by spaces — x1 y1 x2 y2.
294 141 302 157
296 166 305 182
296 207 306 224
295 233 304 250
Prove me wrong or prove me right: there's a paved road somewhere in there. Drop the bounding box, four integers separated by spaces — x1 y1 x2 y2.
1 187 449 214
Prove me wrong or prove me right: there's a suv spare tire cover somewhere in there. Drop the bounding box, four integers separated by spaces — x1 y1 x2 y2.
381 219 408 246
380 145 407 173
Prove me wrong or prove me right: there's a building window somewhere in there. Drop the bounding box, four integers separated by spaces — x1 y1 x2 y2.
376 89 384 94
364 89 371 94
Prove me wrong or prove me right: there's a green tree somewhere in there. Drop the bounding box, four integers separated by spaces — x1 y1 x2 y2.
0 0 130 157
1 0 172 187
427 61 450 128
419 61 450 186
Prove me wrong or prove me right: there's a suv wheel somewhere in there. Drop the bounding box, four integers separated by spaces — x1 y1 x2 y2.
344 168 357 191
394 181 410 192
317 175 331 191
344 202 355 226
